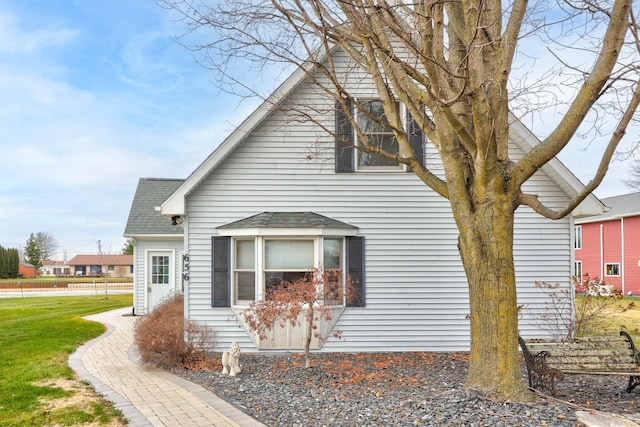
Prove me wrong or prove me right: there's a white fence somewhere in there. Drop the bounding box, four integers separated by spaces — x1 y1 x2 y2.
0 281 133 295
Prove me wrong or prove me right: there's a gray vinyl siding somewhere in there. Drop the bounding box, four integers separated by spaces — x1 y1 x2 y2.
182 58 573 351
133 238 184 315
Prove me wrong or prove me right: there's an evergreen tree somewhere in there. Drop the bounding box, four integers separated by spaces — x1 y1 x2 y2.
0 245 7 279
24 233 43 269
121 238 134 255
0 246 20 279
8 248 19 278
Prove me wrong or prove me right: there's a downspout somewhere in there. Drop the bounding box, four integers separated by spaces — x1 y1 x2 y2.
621 218 625 294
570 217 576 334
600 224 604 279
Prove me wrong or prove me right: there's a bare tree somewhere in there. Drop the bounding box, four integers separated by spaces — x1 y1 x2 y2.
623 152 640 190
34 232 58 261
159 0 640 400
95 238 111 299
242 268 356 368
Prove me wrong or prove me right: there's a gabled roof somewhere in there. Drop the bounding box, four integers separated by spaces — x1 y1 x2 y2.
507 116 604 218
69 254 133 266
575 192 640 224
160 66 308 217
125 178 185 237
159 54 603 219
41 260 68 267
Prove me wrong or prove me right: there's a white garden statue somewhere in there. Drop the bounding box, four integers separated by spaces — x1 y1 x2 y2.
221 341 241 376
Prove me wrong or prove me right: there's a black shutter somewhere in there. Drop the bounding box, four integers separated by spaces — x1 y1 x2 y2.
212 236 231 307
335 99 354 172
406 111 424 172
346 236 365 307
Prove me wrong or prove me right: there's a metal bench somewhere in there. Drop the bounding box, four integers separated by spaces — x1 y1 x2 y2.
518 331 640 396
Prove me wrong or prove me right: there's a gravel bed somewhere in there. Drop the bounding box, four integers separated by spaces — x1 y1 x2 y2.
172 352 640 426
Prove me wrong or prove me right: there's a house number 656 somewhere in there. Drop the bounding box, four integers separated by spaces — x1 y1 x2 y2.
182 254 190 281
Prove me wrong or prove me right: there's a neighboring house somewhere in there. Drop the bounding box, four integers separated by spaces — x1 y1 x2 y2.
124 178 185 315
68 254 133 278
40 260 70 277
140 56 603 353
574 192 640 295
19 263 36 278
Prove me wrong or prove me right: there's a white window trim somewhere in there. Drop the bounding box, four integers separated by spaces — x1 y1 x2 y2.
604 263 621 277
149 253 172 285
574 260 582 280
263 237 317 300
574 225 582 250
229 235 347 307
233 239 257 305
354 99 407 172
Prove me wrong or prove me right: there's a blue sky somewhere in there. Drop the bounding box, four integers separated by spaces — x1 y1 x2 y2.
0 1 634 260
0 1 258 259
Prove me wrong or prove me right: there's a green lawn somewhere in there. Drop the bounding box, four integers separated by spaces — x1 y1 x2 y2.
588 295 640 337
0 294 132 426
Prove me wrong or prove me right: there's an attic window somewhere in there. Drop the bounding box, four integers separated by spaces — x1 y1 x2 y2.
335 100 425 173
356 100 403 170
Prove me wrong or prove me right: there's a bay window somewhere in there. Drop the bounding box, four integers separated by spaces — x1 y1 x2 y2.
264 239 315 298
232 237 343 305
234 239 256 302
213 212 363 308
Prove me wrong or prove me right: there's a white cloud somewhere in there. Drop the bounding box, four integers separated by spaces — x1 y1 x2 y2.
0 10 78 55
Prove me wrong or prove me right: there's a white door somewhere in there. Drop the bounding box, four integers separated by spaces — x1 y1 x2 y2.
148 252 172 311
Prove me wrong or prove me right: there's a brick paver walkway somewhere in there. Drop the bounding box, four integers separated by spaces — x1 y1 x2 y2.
69 307 264 427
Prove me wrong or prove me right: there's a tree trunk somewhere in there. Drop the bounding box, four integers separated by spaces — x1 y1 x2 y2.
304 305 313 368
456 194 534 401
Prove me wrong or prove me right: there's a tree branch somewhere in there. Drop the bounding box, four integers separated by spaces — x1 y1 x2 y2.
520 79 640 219
513 0 632 187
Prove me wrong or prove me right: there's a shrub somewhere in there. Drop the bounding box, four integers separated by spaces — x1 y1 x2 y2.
134 293 216 367
242 268 356 368
533 275 622 340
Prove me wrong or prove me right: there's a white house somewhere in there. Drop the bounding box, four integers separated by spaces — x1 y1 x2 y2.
40 260 70 277
142 50 602 353
124 178 185 315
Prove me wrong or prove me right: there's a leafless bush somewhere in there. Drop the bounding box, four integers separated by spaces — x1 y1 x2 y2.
533 275 622 340
134 293 216 367
243 267 356 368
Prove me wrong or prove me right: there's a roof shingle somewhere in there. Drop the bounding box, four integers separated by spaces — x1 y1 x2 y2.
218 212 357 230
68 254 133 266
124 178 184 236
576 192 640 223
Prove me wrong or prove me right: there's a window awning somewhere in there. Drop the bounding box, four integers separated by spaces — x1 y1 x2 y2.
217 212 358 236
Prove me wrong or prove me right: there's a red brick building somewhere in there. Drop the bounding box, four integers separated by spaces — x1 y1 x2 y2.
19 263 37 278
575 192 640 295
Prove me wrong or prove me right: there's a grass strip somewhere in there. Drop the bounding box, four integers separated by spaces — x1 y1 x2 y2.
0 294 132 426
